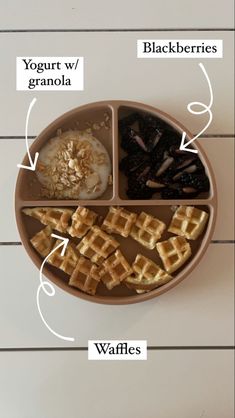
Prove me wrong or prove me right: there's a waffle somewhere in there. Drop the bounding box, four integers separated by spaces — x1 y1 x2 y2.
125 254 172 292
99 250 133 290
67 206 98 238
130 212 166 249
69 257 101 295
168 205 209 240
47 240 80 275
77 226 119 265
23 207 73 233
101 206 137 238
156 236 191 274
30 226 55 258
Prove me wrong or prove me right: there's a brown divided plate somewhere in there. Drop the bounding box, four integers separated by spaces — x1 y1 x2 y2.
15 100 217 304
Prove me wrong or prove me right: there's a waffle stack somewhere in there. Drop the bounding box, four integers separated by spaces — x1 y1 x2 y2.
68 206 98 238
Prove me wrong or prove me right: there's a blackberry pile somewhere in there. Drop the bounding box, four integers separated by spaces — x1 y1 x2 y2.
119 112 210 199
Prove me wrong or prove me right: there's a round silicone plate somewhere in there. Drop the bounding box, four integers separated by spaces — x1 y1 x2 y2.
15 100 217 304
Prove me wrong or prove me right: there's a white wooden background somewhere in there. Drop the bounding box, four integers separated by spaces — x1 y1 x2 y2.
0 3 234 418
0 0 234 29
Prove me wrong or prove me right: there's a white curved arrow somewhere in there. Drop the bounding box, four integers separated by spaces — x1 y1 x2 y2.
37 234 75 342
17 97 39 171
180 63 213 153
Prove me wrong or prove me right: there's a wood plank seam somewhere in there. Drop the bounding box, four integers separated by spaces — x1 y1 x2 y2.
0 29 234 33
0 346 234 352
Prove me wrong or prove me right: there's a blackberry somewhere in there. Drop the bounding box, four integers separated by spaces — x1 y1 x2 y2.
168 144 180 156
120 127 137 153
160 130 181 150
157 158 194 184
119 155 131 174
118 110 209 200
142 114 167 131
127 181 154 199
179 173 210 192
119 113 140 132
150 130 181 164
161 188 182 199
126 164 153 199
159 169 177 185
119 153 150 175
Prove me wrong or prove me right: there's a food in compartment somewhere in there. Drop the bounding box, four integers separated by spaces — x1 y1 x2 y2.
77 226 119 265
25 204 208 296
68 206 98 238
36 130 111 199
99 250 133 290
30 226 55 257
168 205 209 240
119 112 210 199
125 254 172 292
101 206 137 238
47 240 80 275
23 207 73 233
69 256 101 296
130 211 166 249
156 236 191 274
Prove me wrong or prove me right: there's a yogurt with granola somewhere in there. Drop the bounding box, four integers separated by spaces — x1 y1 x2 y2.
36 130 111 199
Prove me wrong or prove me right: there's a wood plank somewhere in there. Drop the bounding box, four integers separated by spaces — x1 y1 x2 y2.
0 137 233 242
0 350 233 418
0 32 233 136
0 0 234 29
0 244 233 347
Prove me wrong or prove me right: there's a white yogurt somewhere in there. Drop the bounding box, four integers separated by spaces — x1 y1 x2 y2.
36 130 111 199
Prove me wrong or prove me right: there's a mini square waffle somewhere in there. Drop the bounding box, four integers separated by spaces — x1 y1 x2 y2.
101 206 137 238
47 240 80 275
130 211 166 249
99 250 133 290
168 205 209 240
125 254 172 292
30 226 55 258
156 236 191 274
77 226 119 265
67 206 98 238
23 207 73 233
69 257 101 295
